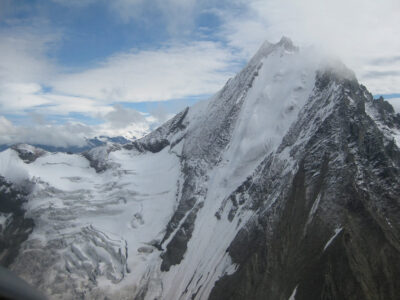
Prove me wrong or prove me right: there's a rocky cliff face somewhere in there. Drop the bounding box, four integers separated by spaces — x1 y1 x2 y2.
0 38 399 300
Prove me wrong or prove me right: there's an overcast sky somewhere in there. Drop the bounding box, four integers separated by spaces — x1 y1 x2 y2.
0 0 399 146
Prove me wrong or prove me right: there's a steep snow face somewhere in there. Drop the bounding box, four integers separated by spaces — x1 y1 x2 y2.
179 38 321 198
217 43 318 195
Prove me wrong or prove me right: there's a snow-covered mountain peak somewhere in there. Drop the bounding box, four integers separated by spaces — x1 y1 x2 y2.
185 37 318 162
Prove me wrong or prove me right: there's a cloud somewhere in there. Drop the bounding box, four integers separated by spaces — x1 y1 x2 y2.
50 0 96 7
0 82 114 116
109 0 197 32
149 105 174 124
51 41 240 103
36 94 112 116
363 71 400 79
28 112 46 125
52 0 200 36
386 98 400 114
368 56 400 66
92 104 153 141
0 83 50 113
0 27 57 84
0 116 91 147
0 25 63 115
0 113 151 147
0 104 155 147
102 104 146 128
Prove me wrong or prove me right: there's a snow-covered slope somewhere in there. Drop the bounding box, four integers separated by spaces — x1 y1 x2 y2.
1 37 400 300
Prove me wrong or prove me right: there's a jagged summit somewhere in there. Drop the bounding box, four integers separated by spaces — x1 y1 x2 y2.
256 36 296 52
275 35 298 52
0 37 400 300
248 36 298 66
278 35 294 45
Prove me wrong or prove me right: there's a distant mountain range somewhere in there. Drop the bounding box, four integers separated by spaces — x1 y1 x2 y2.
0 135 132 153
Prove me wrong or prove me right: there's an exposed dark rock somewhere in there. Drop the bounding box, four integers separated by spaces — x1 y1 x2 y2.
0 177 34 267
161 202 204 271
124 107 189 153
11 144 46 163
371 95 400 128
82 144 121 173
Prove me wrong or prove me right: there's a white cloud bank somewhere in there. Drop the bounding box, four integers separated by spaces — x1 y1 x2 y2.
0 116 91 147
51 41 240 103
0 105 153 147
0 28 239 115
